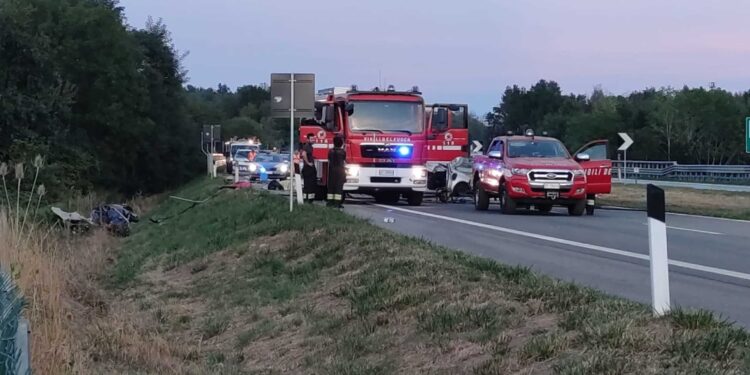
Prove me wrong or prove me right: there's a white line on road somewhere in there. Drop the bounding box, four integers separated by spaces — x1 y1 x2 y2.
640 223 723 235
372 204 750 282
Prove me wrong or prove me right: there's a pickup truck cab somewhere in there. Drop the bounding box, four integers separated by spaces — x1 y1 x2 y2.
472 130 611 216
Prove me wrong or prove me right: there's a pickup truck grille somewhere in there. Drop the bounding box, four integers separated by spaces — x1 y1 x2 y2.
361 144 412 159
528 170 573 182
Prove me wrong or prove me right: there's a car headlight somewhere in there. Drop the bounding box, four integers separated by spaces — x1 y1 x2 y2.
489 169 503 178
511 168 529 175
412 166 427 179
249 163 257 172
279 164 289 173
573 169 586 180
346 164 360 177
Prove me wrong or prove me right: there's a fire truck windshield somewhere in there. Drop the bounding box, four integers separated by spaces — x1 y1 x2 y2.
507 140 570 158
349 101 424 134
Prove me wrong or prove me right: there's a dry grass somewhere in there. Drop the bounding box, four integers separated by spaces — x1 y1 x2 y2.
0 192 164 374
600 183 750 220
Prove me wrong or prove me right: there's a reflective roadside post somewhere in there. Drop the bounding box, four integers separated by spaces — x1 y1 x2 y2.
647 184 670 316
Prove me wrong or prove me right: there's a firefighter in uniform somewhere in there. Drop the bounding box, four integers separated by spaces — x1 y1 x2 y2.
327 135 346 208
302 133 317 203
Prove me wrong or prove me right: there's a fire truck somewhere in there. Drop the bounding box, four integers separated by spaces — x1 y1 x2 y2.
298 85 468 206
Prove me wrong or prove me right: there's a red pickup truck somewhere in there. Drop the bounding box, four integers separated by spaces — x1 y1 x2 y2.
472 130 611 215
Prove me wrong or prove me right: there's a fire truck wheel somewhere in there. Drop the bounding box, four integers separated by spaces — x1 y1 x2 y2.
568 199 586 216
407 191 423 206
500 184 517 214
474 186 490 211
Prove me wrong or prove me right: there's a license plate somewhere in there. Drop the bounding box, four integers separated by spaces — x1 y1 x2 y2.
379 170 395 176
543 183 560 190
546 191 559 199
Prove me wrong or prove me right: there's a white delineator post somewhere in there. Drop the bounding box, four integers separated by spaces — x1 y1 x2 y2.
289 73 295 212
647 184 670 316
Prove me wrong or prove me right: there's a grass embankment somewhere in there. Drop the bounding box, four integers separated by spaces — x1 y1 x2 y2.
600 184 750 220
89 178 750 374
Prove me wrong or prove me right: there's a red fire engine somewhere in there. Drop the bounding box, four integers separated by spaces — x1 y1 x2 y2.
299 85 468 206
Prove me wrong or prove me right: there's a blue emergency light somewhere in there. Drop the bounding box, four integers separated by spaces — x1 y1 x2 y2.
398 146 411 157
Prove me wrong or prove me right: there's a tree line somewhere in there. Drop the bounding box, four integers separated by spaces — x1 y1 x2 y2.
0 0 275 199
484 80 750 164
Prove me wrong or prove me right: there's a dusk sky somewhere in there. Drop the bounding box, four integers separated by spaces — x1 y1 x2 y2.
120 0 750 115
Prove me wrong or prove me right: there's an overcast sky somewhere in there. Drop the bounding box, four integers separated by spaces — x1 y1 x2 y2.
120 0 750 115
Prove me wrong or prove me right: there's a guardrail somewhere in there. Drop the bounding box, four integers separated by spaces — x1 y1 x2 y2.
612 160 750 184
0 269 30 375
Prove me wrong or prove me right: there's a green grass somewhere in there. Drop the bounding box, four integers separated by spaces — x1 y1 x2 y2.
109 178 750 374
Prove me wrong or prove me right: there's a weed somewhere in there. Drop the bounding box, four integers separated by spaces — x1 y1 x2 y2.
201 314 230 340
519 332 568 362
669 308 732 330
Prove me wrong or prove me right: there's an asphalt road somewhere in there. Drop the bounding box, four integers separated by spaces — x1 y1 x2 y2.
343 196 750 327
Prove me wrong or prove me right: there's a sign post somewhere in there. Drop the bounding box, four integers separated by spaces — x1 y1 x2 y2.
647 184 670 316
202 125 221 178
745 117 750 154
270 73 315 212
618 132 634 180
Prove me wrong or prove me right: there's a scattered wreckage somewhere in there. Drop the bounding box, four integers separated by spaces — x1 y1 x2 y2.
51 204 139 236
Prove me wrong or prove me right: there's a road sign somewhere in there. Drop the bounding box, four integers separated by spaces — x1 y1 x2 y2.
618 132 634 180
618 132 633 151
472 140 483 154
270 73 315 119
746 117 749 153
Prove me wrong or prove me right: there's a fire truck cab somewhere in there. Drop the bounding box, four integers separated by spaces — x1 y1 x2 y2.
300 85 432 205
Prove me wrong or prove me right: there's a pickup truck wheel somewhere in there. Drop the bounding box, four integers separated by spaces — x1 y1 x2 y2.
407 191 423 206
500 184 517 214
568 199 586 216
586 195 595 215
474 186 489 211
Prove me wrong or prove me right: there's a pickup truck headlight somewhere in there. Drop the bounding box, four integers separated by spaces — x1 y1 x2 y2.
279 164 289 174
488 169 503 178
346 164 360 177
573 169 586 180
249 163 257 172
511 168 529 176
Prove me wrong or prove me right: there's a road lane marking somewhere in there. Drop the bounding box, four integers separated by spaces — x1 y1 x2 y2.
373 204 750 282
640 223 723 235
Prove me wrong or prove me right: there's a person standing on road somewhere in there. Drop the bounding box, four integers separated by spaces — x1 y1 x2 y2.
327 135 346 208
302 133 317 203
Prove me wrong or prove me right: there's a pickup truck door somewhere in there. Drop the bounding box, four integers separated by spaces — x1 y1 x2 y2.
575 140 612 194
425 104 469 163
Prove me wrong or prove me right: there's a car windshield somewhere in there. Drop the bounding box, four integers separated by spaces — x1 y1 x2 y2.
349 101 424 134
507 140 570 158
231 144 258 156
255 154 284 163
234 149 255 159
